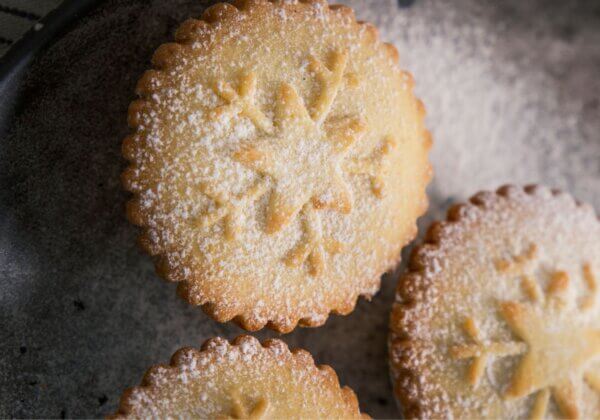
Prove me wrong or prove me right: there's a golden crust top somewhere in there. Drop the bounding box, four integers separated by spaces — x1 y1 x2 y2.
111 335 366 419
389 185 600 419
123 0 431 332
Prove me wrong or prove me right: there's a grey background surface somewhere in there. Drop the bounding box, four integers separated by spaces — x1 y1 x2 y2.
1 0 599 418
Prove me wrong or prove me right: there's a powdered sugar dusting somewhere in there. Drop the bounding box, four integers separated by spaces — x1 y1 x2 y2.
123 0 430 331
2 0 598 418
112 336 363 418
390 186 600 418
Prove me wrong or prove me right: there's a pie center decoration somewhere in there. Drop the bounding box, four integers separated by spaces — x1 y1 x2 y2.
233 82 365 233
451 247 600 419
200 49 393 276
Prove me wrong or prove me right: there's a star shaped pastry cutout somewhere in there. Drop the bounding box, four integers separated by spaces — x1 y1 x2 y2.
451 256 600 420
197 49 399 275
500 267 600 419
234 82 366 233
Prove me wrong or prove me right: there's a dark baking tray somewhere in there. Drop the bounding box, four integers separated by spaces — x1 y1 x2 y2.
0 0 100 133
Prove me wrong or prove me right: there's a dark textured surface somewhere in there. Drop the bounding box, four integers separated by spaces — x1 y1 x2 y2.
0 0 598 418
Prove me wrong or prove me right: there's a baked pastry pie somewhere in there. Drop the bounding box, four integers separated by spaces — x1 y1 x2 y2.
110 335 367 418
123 0 431 332
389 185 600 419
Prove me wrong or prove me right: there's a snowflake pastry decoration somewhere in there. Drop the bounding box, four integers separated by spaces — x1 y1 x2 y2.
198 49 396 276
451 246 600 419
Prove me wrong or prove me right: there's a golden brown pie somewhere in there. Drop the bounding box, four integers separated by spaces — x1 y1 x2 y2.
123 0 431 332
390 185 600 419
111 335 367 418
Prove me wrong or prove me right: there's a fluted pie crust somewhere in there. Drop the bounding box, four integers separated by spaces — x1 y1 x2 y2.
390 185 600 419
123 0 431 332
111 335 367 419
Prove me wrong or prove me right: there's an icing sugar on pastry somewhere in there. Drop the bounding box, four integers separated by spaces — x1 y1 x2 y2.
110 335 367 419
389 185 600 419
123 0 431 332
